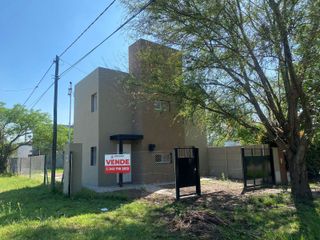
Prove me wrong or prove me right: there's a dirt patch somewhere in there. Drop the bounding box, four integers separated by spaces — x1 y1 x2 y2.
108 178 319 240
110 178 320 239
140 178 300 240
170 210 230 239
144 178 284 203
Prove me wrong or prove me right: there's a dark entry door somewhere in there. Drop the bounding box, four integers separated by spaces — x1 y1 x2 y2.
242 147 276 189
174 147 201 200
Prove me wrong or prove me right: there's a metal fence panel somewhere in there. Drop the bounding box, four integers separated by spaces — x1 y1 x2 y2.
241 147 275 189
7 156 46 179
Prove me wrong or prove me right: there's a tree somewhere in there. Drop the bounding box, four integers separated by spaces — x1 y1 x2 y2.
32 124 72 155
0 103 50 173
122 0 320 200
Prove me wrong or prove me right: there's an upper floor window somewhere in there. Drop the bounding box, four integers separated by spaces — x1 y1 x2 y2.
91 93 97 112
154 100 170 112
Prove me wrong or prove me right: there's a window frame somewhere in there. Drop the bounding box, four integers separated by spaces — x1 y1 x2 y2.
91 93 97 112
154 152 172 164
90 146 97 166
154 100 170 112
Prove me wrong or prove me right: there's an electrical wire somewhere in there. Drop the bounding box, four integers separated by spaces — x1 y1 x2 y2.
23 1 116 107
22 61 54 106
59 0 117 57
31 0 155 109
29 81 54 110
60 58 88 75
60 0 155 77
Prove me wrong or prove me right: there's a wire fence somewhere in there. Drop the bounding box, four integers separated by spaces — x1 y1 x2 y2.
8 155 45 176
7 156 63 184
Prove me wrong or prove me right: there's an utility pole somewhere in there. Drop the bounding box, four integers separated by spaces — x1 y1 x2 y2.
51 55 59 191
68 82 72 143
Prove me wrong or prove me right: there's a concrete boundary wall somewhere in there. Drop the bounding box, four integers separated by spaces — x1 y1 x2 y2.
63 143 83 195
207 144 271 179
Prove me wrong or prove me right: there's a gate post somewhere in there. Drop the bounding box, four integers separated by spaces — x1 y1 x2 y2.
194 147 201 196
118 140 123 188
68 151 73 197
174 148 180 200
241 148 247 189
29 156 32 178
269 147 276 185
43 155 47 185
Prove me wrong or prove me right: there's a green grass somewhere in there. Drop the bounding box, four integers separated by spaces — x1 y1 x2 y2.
0 176 178 240
18 168 65 182
159 190 320 240
230 194 320 240
0 176 319 240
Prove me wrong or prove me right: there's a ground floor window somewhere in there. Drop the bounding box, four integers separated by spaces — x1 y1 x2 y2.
154 152 172 164
90 147 97 166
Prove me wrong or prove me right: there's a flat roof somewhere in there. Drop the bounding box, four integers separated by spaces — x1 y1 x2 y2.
110 134 144 141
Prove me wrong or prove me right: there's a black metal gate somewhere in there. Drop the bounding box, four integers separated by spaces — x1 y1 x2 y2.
241 147 276 189
174 147 201 200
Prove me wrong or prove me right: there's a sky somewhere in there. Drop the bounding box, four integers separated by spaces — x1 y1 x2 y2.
0 0 139 124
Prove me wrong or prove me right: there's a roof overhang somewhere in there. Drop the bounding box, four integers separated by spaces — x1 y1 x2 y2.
110 134 144 141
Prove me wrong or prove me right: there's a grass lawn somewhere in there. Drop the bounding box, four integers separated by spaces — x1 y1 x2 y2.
163 191 320 240
18 167 64 183
0 176 319 240
0 176 178 240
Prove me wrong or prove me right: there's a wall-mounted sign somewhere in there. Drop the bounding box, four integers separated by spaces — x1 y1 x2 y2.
105 154 131 174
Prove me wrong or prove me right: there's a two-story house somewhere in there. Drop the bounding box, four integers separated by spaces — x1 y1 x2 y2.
68 39 208 189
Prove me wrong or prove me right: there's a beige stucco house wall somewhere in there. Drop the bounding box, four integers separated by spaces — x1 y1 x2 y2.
73 69 99 186
73 39 208 188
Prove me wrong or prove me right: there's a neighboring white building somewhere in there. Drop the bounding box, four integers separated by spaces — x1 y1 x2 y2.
224 141 241 147
15 145 33 158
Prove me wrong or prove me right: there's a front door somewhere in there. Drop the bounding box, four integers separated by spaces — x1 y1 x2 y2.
117 144 132 183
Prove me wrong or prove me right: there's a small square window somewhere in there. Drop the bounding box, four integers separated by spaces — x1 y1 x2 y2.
91 93 97 112
154 153 172 164
154 100 170 112
90 147 97 166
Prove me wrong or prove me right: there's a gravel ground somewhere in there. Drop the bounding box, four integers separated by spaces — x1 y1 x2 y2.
143 177 285 202
99 177 319 203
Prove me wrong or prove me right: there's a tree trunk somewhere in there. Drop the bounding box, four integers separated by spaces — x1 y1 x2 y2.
286 143 313 201
0 155 7 174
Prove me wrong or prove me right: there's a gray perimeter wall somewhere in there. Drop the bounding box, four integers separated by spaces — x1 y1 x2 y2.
207 144 279 180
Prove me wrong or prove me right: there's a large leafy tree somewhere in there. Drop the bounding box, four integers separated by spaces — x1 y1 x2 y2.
32 124 71 155
0 103 50 173
123 0 320 200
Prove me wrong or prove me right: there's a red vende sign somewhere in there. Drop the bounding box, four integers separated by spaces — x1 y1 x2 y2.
105 154 131 174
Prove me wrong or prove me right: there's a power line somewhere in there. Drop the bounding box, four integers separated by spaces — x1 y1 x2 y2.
29 81 54 110
23 62 54 106
60 0 155 77
59 0 117 57
30 0 155 109
24 1 116 108
60 58 88 75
